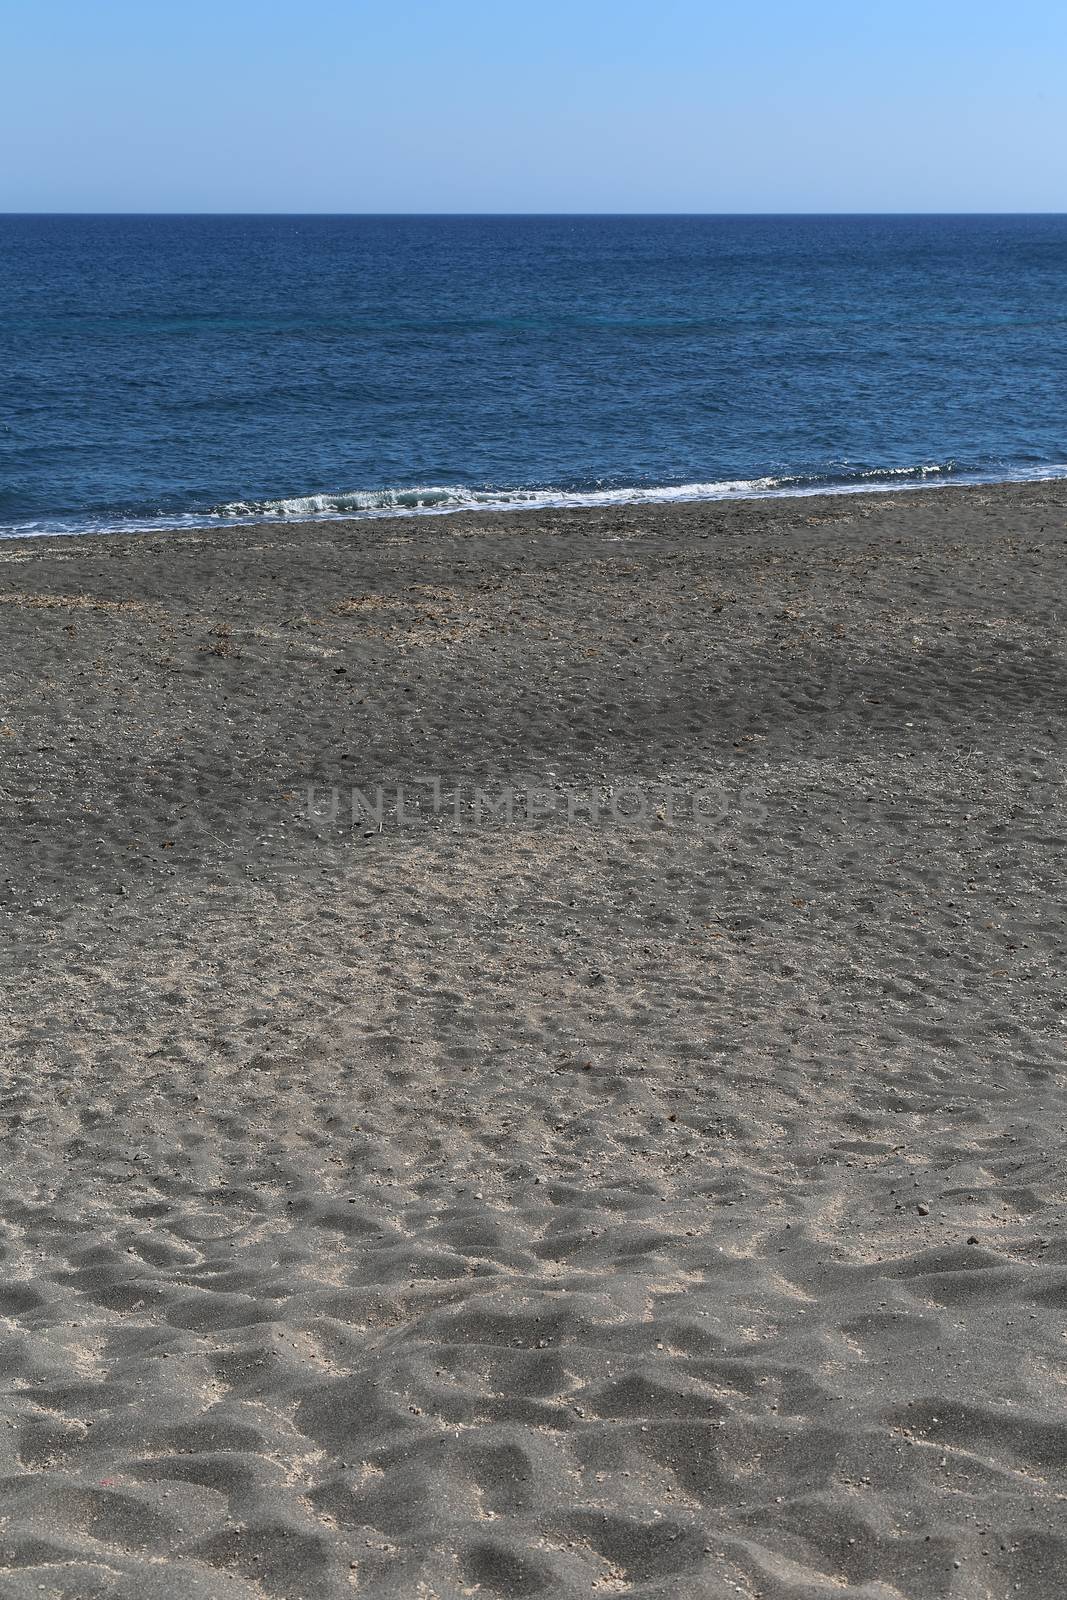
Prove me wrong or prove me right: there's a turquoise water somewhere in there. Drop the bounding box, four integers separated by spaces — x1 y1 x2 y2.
1 213 1065 536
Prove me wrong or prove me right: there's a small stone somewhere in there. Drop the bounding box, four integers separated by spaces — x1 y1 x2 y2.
917 1203 930 1216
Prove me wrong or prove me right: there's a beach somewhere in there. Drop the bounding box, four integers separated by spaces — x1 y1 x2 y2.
1 479 1065 1598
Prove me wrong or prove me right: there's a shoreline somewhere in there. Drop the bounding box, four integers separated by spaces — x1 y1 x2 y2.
5 464 1067 543
2 479 1066 1597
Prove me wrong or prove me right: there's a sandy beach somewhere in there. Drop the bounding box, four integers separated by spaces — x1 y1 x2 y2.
1 480 1065 1598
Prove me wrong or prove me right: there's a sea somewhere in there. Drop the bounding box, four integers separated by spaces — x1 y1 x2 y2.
1 213 1065 538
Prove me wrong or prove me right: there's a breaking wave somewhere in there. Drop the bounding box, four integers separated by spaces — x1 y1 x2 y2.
4 460 1067 539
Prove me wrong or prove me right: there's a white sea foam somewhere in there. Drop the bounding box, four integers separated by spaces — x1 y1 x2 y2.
4 462 1067 539
201 460 1067 521
213 479 783 519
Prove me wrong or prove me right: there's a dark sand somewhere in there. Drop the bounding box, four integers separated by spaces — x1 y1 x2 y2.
1 482 1065 1599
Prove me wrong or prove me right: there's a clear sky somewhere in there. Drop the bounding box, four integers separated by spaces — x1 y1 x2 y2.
4 0 1065 212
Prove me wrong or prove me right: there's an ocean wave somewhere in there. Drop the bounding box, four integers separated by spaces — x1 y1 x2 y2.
4 460 1067 539
213 480 783 518
206 461 975 519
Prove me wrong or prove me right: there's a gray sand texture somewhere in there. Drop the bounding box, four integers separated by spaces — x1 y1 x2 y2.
0 482 1065 1598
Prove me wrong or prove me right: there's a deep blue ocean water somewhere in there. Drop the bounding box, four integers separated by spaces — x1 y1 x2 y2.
1 214 1065 537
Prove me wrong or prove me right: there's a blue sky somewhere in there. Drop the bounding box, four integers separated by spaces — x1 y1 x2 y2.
4 0 1066 211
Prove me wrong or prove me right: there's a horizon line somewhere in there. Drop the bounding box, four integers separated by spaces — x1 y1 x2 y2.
3 209 1067 219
